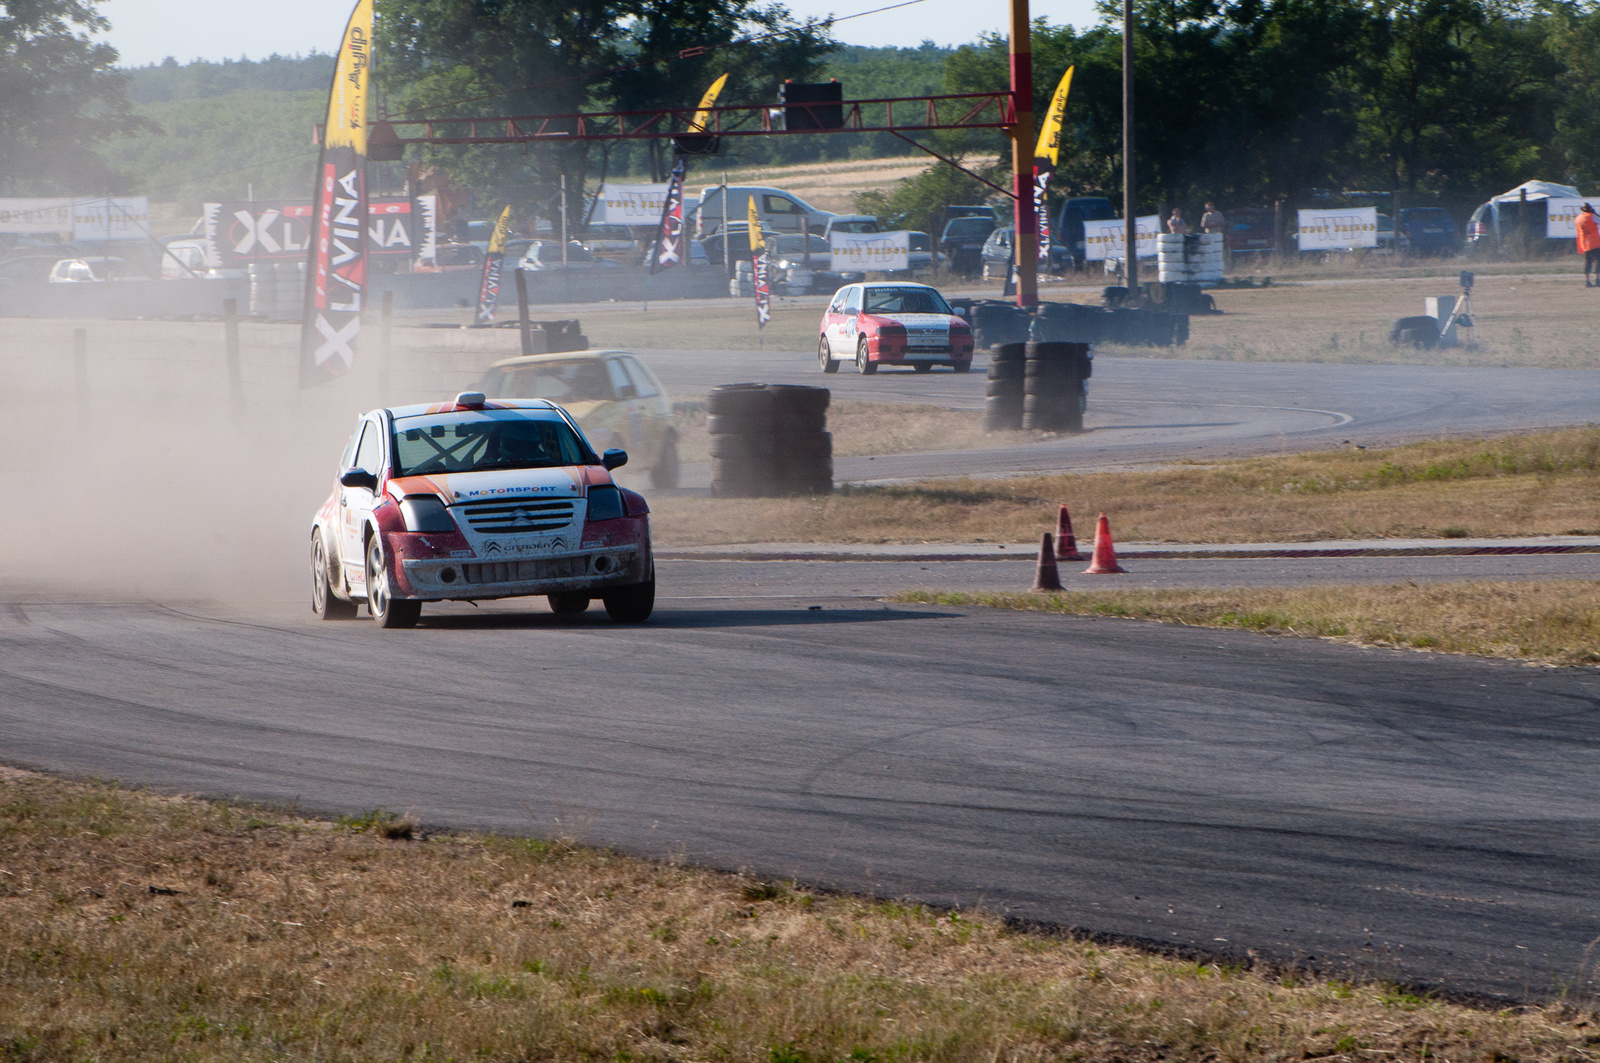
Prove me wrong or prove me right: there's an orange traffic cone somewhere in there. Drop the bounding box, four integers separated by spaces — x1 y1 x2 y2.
1032 532 1063 591
1082 513 1127 574
1055 504 1083 561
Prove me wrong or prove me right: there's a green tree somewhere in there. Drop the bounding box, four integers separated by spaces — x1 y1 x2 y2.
0 0 143 193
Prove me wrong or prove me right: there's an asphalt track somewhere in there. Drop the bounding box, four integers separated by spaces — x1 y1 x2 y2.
635 348 1600 481
3 586 1598 1003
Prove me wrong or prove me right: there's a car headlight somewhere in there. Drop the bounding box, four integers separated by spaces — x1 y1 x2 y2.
400 495 457 533
586 484 626 522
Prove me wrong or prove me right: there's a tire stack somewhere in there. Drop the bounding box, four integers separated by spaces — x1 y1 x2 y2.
983 342 1026 431
1023 341 1090 433
1157 232 1224 284
1031 300 1107 343
708 383 832 497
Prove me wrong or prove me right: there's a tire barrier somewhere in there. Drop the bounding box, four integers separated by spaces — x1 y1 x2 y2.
969 300 1031 349
1145 281 1217 315
1029 300 1187 348
983 342 1027 431
1022 340 1089 433
1157 232 1224 284
707 383 832 497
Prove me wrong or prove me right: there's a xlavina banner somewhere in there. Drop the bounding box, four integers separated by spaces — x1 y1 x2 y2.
299 0 372 388
650 157 687 273
476 205 513 325
1032 66 1073 267
747 196 769 329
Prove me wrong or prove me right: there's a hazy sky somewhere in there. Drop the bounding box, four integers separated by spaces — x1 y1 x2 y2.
102 0 1105 69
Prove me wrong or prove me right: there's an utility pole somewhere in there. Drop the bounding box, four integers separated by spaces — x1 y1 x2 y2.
1010 0 1037 307
1122 0 1138 291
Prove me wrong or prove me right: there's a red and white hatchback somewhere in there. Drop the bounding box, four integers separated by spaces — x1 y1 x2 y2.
817 282 974 374
310 393 654 628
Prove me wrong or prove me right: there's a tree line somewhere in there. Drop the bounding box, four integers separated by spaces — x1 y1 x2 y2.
4 0 1600 225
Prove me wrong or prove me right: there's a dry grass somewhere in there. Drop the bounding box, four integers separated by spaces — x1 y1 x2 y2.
653 426 1600 545
675 400 1043 464
3 770 1598 1063
572 270 1600 368
896 581 1600 667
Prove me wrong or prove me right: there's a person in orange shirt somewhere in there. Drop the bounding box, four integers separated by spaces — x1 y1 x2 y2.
1577 203 1600 286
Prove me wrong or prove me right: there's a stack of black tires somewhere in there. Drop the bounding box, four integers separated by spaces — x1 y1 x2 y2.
1024 341 1089 432
983 342 1026 431
708 383 833 497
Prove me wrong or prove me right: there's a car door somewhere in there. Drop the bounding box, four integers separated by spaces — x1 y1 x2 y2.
824 286 858 355
602 356 645 456
618 355 668 463
339 418 384 589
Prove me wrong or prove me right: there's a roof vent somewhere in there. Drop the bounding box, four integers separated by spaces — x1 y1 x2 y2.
454 391 486 408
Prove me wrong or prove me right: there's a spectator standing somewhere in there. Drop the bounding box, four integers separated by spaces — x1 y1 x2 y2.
1200 202 1226 234
1577 203 1600 287
1166 208 1188 234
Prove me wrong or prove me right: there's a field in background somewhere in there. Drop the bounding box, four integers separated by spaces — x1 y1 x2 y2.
3 769 1594 1063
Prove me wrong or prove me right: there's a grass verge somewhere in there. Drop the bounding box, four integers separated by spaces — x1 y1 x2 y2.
653 426 1600 545
894 581 1600 667
2 769 1597 1062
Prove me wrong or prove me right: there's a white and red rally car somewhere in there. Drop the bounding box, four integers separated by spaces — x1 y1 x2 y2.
817 281 974 374
310 393 654 628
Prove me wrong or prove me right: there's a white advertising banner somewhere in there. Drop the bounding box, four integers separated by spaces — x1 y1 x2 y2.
829 229 910 272
1544 198 1596 239
600 183 670 225
72 197 151 242
1083 215 1159 260
0 198 73 233
1296 207 1377 251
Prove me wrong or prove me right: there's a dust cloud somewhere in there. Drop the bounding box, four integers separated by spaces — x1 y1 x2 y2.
0 316 528 605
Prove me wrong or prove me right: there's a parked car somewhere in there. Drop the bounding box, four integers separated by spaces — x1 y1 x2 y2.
817 281 975 374
700 223 779 274
1396 207 1458 256
1467 180 1581 249
939 215 998 277
516 241 620 271
822 215 880 238
308 394 655 627
1055 196 1117 266
0 254 79 283
47 257 141 283
475 350 679 488
980 226 1071 278
1376 213 1395 252
1223 208 1277 254
578 224 641 257
415 242 484 272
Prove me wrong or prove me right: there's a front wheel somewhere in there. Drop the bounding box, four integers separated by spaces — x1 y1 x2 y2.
366 535 420 628
602 568 655 623
311 532 357 620
818 335 838 373
856 338 877 375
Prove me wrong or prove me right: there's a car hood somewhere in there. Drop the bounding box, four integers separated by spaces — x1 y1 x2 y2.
876 313 953 331
390 466 586 505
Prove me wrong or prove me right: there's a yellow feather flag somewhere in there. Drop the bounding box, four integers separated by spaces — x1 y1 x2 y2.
688 73 729 134
1033 66 1074 168
487 204 513 255
747 194 764 250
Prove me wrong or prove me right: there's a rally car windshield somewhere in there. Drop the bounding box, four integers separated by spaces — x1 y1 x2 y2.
392 410 594 476
864 287 952 314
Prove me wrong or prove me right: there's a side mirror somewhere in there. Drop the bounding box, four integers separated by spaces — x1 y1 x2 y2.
340 468 378 491
602 449 628 471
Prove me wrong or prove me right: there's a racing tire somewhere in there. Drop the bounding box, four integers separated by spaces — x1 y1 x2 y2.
548 592 591 615
311 532 357 620
819 336 838 373
953 360 973 373
856 338 877 375
366 535 420 629
914 362 933 373
603 568 655 623
651 434 680 489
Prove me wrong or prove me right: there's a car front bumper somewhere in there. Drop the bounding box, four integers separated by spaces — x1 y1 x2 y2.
399 544 647 601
